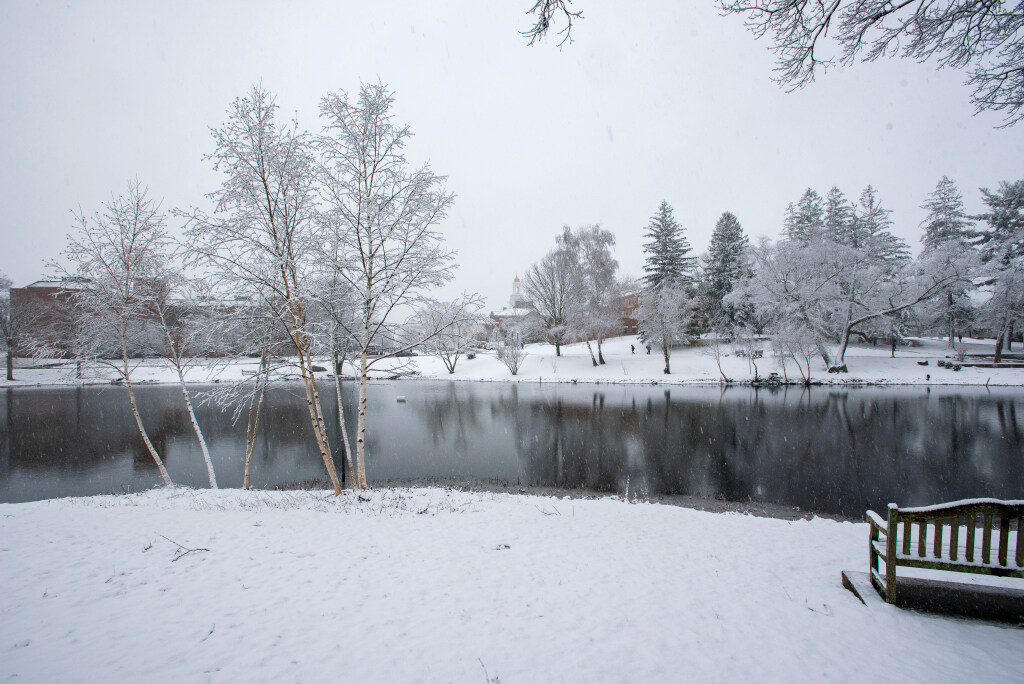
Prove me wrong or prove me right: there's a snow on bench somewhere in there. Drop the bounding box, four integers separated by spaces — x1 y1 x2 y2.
867 499 1024 604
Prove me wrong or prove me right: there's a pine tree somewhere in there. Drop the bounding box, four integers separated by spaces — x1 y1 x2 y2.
975 179 1024 361
856 186 910 264
702 211 749 329
921 176 973 250
783 188 824 244
642 201 695 289
823 186 857 245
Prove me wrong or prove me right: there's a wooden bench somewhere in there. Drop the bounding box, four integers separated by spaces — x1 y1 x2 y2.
867 499 1024 603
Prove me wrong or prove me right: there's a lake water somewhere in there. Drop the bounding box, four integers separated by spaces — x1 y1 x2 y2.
1 381 1022 517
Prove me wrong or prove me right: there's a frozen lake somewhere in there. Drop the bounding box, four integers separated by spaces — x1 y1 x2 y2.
1 381 1022 516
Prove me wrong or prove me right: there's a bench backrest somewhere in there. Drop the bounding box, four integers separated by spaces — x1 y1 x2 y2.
889 499 1024 568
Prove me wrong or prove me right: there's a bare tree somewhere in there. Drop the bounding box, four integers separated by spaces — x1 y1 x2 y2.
317 82 463 490
0 272 17 381
720 0 1024 126
558 225 620 364
55 180 172 486
309 269 359 487
522 0 584 46
637 283 696 374
185 84 343 494
733 232 974 370
203 301 280 489
496 336 529 375
523 247 582 357
414 299 485 374
145 271 223 488
770 319 819 384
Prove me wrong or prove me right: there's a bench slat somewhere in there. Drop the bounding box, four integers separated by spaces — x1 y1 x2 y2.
950 518 959 562
999 516 1010 567
869 539 1024 576
866 509 887 533
918 519 927 558
933 519 943 558
1011 516 1019 569
983 514 993 565
966 515 976 562
902 519 911 556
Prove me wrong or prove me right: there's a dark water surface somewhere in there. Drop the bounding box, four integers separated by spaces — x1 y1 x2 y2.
1 381 1022 516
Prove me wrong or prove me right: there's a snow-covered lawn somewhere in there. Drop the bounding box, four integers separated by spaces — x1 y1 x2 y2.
1 488 1019 682
3 335 1024 387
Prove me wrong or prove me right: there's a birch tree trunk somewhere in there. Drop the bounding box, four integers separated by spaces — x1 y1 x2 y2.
243 364 269 490
295 339 341 494
584 339 598 366
121 348 171 486
333 351 355 487
355 349 369 490
174 363 216 488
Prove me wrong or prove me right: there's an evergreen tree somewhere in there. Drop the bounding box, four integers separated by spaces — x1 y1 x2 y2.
975 179 1024 361
921 176 973 250
642 201 695 289
856 186 910 264
976 179 1024 260
919 177 976 347
702 211 749 329
782 188 824 244
824 186 857 245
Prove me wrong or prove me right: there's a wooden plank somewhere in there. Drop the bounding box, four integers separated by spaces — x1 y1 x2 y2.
950 517 959 562
1018 517 1023 568
869 512 880 574
886 505 899 604
982 514 993 565
966 514 976 562
866 509 888 532
888 554 1024 578
933 519 943 558
998 516 1009 567
902 519 911 556
918 518 927 557
898 499 1024 521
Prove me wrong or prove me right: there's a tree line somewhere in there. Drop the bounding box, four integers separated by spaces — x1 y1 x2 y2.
509 176 1023 381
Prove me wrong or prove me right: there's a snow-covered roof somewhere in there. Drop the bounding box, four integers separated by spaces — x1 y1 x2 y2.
490 307 531 318
26 278 90 289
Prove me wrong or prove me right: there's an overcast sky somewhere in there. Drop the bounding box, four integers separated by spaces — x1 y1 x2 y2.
2 0 1022 311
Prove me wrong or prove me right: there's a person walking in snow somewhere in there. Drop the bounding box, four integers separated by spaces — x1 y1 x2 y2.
646 344 651 355
631 344 635 354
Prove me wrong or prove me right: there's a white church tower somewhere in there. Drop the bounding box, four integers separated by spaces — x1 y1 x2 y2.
509 275 525 308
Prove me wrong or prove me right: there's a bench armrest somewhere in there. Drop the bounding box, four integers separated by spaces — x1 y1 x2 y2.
866 509 888 535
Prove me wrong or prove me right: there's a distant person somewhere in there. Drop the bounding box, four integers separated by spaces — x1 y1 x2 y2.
631 344 635 354
646 344 651 355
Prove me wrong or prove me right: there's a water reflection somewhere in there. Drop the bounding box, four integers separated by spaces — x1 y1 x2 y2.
1 382 1021 516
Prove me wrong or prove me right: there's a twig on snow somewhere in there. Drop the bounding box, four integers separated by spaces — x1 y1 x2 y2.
158 534 210 562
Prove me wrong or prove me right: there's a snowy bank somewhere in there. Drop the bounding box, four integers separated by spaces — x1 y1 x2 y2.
4 335 1024 388
1 487 1020 682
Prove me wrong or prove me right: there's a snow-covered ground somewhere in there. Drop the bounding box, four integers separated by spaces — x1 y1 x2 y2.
3 335 1024 388
1 488 1019 683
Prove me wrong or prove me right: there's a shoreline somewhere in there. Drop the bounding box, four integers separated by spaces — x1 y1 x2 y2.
3 334 1024 389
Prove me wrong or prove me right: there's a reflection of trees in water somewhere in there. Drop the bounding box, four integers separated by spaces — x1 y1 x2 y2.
416 382 483 456
4 385 326 486
492 385 1024 517
4 383 1023 515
